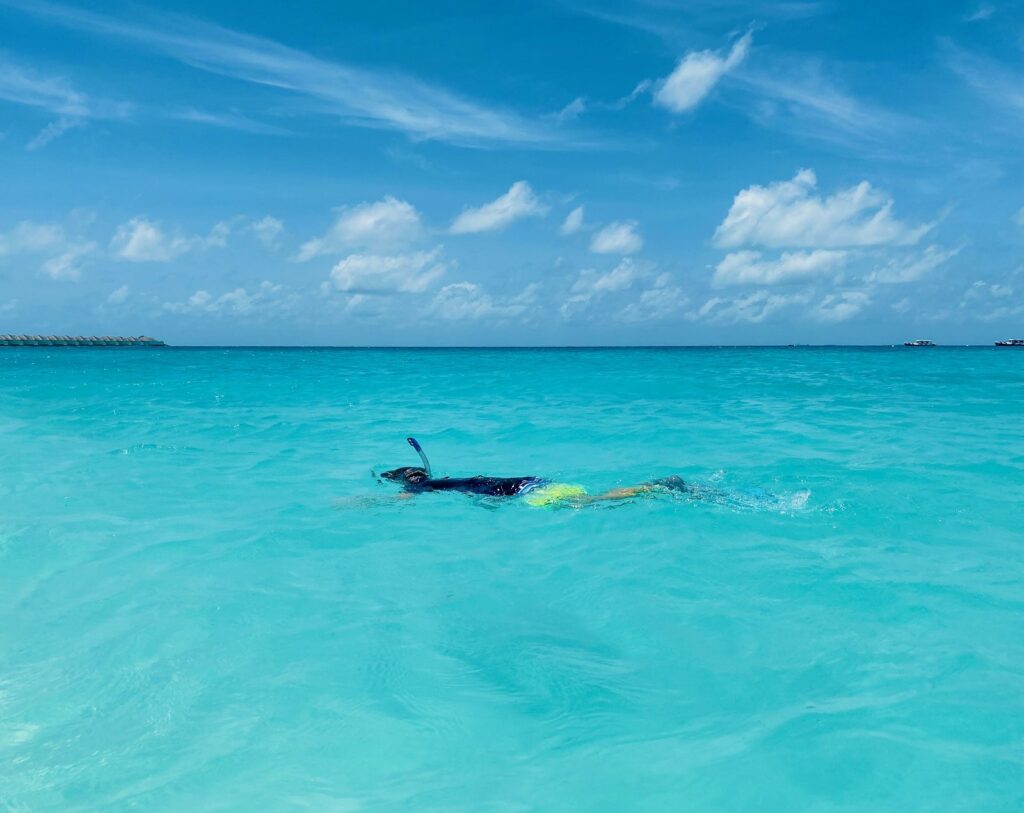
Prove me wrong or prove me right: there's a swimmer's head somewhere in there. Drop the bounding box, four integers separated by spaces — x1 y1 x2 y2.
380 466 429 485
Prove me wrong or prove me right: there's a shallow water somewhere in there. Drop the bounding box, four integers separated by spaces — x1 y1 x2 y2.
1 347 1022 811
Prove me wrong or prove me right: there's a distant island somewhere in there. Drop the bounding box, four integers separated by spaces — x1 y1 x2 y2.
0 335 166 347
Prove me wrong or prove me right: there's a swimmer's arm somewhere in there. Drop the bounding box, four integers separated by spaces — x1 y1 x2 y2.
333 491 416 509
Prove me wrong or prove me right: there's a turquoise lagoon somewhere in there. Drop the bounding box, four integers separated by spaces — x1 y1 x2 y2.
1 347 1021 810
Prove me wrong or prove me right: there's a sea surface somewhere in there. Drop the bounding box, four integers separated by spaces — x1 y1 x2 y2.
1 347 1022 811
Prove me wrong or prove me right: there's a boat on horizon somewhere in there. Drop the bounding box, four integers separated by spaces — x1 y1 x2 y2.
995 338 1024 347
903 339 936 347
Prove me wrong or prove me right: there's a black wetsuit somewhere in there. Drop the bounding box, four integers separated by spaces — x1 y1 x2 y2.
406 475 544 497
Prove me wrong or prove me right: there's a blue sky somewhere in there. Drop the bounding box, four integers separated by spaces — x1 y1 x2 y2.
1 0 1022 345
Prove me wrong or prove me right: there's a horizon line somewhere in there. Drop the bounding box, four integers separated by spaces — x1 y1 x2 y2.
4 343 1011 349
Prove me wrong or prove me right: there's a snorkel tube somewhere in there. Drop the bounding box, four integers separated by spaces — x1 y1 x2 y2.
407 436 432 477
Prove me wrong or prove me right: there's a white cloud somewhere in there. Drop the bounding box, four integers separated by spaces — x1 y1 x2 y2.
712 249 847 287
40 241 97 280
866 245 961 284
553 96 586 124
0 64 89 118
110 217 231 262
217 288 259 313
449 181 548 234
107 285 129 305
959 279 1023 321
987 283 1011 297
811 290 870 322
15 2 553 146
572 258 639 295
26 117 84 151
617 273 689 322
550 81 653 124
248 216 285 248
0 57 129 150
614 80 653 110
298 198 422 260
963 280 1014 302
590 220 643 254
560 206 585 235
164 281 288 315
653 32 751 113
170 108 287 135
964 3 995 21
428 282 537 321
1014 207 1024 227
0 220 94 280
943 42 1024 116
0 221 65 255
327 247 446 294
206 221 230 248
0 57 128 119
692 290 811 324
169 290 213 313
732 59 911 150
714 169 930 249
562 257 642 315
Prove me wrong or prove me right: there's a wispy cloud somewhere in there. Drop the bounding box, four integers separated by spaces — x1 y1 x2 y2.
327 248 446 295
712 249 847 287
616 273 688 322
546 80 652 126
0 56 130 148
958 278 1023 321
963 3 995 22
560 206 585 235
551 96 587 124
731 56 913 149
942 40 1024 116
428 282 537 321
564 0 820 47
555 10 905 152
0 57 123 117
4 0 558 147
865 245 961 284
25 117 83 150
0 219 95 279
690 289 811 324
248 216 285 248
40 240 97 280
164 281 293 316
450 182 549 234
169 108 289 135
590 220 644 254
110 217 231 262
0 221 64 255
562 257 646 315
653 32 751 113
811 290 870 322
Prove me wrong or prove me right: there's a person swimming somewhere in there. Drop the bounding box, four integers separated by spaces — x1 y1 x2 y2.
378 437 688 506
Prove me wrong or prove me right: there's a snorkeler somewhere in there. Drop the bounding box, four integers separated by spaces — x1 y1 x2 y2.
377 437 688 507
